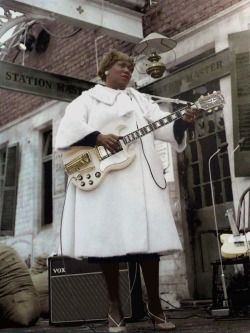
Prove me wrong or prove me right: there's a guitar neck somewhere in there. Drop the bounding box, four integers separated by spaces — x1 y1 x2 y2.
122 107 187 145
96 91 224 160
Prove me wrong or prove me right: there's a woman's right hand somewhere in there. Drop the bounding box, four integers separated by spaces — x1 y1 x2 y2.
96 133 123 153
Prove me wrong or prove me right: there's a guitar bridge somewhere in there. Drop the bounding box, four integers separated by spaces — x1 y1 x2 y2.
65 152 91 175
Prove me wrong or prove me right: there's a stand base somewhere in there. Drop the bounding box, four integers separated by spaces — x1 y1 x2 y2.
212 308 230 317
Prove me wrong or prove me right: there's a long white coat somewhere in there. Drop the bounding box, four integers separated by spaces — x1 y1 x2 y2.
55 84 185 258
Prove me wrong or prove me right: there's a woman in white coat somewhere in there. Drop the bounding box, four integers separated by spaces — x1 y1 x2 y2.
55 50 198 332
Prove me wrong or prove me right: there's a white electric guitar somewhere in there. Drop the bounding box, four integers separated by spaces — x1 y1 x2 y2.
220 208 250 258
63 91 225 191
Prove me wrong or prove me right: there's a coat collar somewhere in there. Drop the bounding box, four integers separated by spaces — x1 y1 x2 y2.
85 84 135 116
86 84 133 105
84 84 153 117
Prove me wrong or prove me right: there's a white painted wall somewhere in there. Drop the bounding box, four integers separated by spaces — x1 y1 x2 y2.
0 100 67 261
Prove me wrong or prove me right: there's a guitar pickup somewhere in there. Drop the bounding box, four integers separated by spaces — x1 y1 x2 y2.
235 241 245 247
96 146 111 159
65 153 91 175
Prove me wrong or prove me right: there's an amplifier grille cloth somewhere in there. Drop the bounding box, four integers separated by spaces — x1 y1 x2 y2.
50 270 131 323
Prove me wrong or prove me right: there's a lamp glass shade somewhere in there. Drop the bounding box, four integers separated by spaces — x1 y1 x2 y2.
133 32 177 56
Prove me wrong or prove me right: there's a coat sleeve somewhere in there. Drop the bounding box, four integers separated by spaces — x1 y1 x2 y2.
135 91 187 152
55 93 96 150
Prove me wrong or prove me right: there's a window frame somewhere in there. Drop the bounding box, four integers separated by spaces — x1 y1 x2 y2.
41 128 53 226
0 143 19 236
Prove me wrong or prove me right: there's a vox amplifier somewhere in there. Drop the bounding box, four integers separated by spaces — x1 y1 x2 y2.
48 256 144 326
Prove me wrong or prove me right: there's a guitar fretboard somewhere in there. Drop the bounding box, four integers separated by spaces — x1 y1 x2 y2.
122 108 186 145
97 108 188 160
95 91 224 160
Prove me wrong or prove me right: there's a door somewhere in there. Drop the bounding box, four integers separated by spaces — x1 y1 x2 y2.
176 79 234 298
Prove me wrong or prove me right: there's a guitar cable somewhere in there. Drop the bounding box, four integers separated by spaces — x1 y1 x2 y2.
58 176 141 330
57 176 97 332
136 122 167 190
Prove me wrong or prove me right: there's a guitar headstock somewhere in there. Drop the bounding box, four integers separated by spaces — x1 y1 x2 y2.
195 91 225 113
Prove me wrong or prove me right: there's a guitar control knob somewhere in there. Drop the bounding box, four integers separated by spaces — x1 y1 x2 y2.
77 174 83 180
86 174 91 179
89 180 93 185
95 172 101 178
80 181 85 187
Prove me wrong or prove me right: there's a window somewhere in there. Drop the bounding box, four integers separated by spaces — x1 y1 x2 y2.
42 129 53 225
0 144 19 236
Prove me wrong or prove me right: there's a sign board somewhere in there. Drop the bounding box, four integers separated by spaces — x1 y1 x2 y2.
0 61 95 102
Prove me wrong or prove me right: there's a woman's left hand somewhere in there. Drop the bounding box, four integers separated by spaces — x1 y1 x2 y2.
182 107 201 123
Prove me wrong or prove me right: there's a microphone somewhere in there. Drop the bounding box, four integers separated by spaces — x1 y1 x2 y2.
239 137 246 146
218 142 228 152
211 142 228 157
231 137 246 159
208 142 229 311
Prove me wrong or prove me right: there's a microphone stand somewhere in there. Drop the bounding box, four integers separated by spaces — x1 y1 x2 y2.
208 142 230 313
230 137 247 233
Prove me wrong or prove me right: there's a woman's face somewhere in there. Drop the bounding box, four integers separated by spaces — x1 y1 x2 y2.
105 60 133 90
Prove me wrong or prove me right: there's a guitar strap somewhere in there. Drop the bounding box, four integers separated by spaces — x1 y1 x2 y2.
226 209 240 237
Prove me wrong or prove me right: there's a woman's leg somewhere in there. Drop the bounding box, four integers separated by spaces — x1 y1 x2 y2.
139 258 165 322
100 262 125 327
140 258 176 330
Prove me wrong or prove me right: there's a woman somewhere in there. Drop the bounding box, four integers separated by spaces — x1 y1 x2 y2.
55 50 198 331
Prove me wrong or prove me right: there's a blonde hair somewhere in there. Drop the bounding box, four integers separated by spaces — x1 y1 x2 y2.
98 50 134 81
